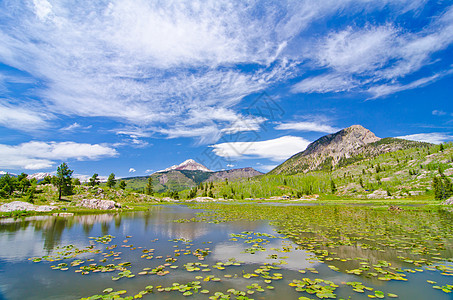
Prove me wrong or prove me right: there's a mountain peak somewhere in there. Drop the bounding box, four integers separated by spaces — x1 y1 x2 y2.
271 125 431 175
158 159 212 173
303 125 380 155
271 125 383 174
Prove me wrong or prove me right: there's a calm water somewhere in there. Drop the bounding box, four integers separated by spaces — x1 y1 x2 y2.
0 205 452 299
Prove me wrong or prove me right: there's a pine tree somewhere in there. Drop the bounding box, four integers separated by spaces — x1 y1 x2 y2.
89 173 100 186
146 177 154 195
119 180 126 190
433 174 453 200
106 173 116 188
330 179 337 194
56 163 73 200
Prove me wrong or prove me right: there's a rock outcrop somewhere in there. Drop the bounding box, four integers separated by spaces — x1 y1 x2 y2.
0 201 57 212
77 199 120 210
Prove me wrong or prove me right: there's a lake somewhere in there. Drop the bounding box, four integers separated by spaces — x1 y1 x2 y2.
1 204 452 299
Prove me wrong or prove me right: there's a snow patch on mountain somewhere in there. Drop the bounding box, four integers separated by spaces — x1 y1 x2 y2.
158 159 212 173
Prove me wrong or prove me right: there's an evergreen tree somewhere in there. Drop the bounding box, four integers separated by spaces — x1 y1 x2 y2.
119 180 126 190
106 173 116 188
440 143 444 152
0 174 17 196
330 179 337 193
19 177 31 193
433 174 453 200
17 172 28 182
73 178 81 185
41 175 52 185
146 177 154 195
89 173 100 186
188 187 197 199
56 163 73 200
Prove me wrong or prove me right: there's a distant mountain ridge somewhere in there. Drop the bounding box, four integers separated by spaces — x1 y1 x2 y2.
124 160 262 192
271 125 431 175
27 172 52 181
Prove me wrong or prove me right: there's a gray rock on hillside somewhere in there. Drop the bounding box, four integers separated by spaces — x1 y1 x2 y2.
0 201 57 212
77 199 121 210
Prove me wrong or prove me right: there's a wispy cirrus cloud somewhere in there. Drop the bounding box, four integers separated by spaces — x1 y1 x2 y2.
60 122 92 132
397 132 453 144
293 5 453 97
275 121 339 133
0 100 51 131
0 141 118 170
0 0 437 142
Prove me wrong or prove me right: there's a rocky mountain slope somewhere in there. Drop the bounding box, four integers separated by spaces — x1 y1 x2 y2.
207 167 263 182
271 125 431 175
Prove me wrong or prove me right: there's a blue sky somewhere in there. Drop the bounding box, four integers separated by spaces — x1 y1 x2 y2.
0 0 453 179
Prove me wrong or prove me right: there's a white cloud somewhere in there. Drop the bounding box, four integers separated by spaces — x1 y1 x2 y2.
0 1 307 140
432 110 447 116
211 136 310 161
275 121 339 133
316 25 398 74
0 101 50 131
226 164 235 168
0 141 118 170
32 0 53 21
292 73 356 94
60 122 92 132
257 164 278 172
0 0 435 141
367 72 450 98
396 133 453 144
293 5 453 97
145 169 153 173
74 174 108 183
129 168 136 173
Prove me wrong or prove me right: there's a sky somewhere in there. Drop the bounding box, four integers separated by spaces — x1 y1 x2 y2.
0 0 452 179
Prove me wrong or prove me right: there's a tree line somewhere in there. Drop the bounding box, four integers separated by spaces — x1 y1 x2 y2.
0 162 130 201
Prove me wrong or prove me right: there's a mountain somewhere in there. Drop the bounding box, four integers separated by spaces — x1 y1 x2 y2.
27 172 52 181
124 167 262 193
271 125 431 175
207 167 263 182
158 159 212 172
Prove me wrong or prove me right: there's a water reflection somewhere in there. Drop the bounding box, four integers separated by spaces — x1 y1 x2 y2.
1 205 453 300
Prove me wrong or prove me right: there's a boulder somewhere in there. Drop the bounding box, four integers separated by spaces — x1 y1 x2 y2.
77 199 118 210
367 189 388 199
0 201 57 212
193 197 214 202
